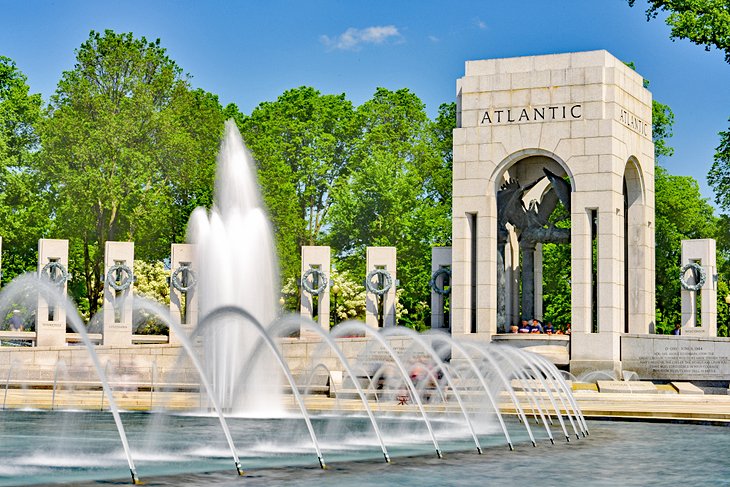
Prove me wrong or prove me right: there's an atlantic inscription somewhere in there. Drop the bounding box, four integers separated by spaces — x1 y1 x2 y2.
480 104 582 125
617 108 650 138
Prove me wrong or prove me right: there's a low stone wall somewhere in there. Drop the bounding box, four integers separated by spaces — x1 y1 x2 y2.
280 335 421 374
0 333 571 389
0 336 418 388
0 344 198 386
621 334 730 380
491 334 570 365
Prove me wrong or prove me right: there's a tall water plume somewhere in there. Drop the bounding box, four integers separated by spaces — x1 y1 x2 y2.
188 120 281 414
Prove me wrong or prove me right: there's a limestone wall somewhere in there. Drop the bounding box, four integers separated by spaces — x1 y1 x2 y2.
0 336 418 388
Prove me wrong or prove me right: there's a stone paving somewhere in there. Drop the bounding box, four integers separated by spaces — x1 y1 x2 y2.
3 381 729 422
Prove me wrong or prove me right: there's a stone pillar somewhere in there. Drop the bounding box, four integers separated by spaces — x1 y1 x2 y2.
534 243 543 321
430 247 452 330
571 194 626 376
36 239 69 347
365 247 396 328
169 244 197 345
506 231 520 327
520 242 536 320
102 241 134 346
300 246 331 334
681 239 717 337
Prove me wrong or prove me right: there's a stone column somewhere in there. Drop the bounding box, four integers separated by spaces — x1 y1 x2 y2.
496 244 506 332
430 247 452 330
300 246 331 335
681 239 717 337
570 191 626 377
520 242 536 321
534 243 543 321
365 247 396 328
36 239 69 347
169 244 197 345
506 231 520 328
102 241 135 346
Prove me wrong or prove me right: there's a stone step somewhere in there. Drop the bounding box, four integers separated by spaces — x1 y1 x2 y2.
671 382 704 395
596 380 658 394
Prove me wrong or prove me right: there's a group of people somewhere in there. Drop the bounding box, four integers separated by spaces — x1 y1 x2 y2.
511 318 570 335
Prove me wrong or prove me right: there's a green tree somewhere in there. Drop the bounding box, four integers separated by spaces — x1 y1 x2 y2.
328 88 448 329
628 0 730 62
628 2 730 262
541 202 572 328
708 123 730 209
652 100 675 159
39 30 224 314
654 165 718 332
238 87 357 281
0 56 48 280
717 280 730 337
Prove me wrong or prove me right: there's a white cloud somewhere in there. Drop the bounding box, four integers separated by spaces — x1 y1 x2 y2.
428 35 440 43
475 18 487 30
320 25 401 51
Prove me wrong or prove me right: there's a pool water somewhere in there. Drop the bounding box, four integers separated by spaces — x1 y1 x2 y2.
1 411 727 486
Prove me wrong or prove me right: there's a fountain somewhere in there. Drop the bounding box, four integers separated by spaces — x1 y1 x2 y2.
187 120 282 414
0 121 594 486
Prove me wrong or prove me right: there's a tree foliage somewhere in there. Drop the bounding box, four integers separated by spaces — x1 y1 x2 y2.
628 0 730 333
652 100 675 159
629 0 730 62
708 121 730 209
39 30 224 313
654 165 718 331
328 88 451 329
0 56 48 280
237 87 356 281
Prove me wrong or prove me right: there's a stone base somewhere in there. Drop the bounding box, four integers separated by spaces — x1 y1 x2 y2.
597 380 657 394
511 378 572 391
569 359 622 380
671 382 704 395
492 334 570 365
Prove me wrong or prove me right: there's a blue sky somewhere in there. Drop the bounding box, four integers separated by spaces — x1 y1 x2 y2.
1 0 729 207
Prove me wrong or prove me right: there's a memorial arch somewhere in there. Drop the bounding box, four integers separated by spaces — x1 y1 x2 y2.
492 150 574 331
451 50 655 374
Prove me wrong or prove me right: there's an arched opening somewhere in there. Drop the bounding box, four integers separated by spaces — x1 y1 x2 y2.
493 151 574 333
623 157 645 334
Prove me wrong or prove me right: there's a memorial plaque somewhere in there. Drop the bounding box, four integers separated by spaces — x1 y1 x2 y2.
622 335 730 380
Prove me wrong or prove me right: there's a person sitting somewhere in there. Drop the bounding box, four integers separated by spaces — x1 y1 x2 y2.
564 323 572 335
672 323 681 335
544 322 555 334
518 320 531 333
530 319 544 333
9 310 23 332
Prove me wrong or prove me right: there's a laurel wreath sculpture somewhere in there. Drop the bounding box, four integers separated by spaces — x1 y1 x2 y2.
429 267 451 296
40 261 68 286
171 265 197 293
365 269 393 296
679 262 706 292
106 264 134 292
301 268 328 295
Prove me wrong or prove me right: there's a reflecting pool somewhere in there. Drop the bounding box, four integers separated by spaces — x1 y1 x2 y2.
1 411 727 486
